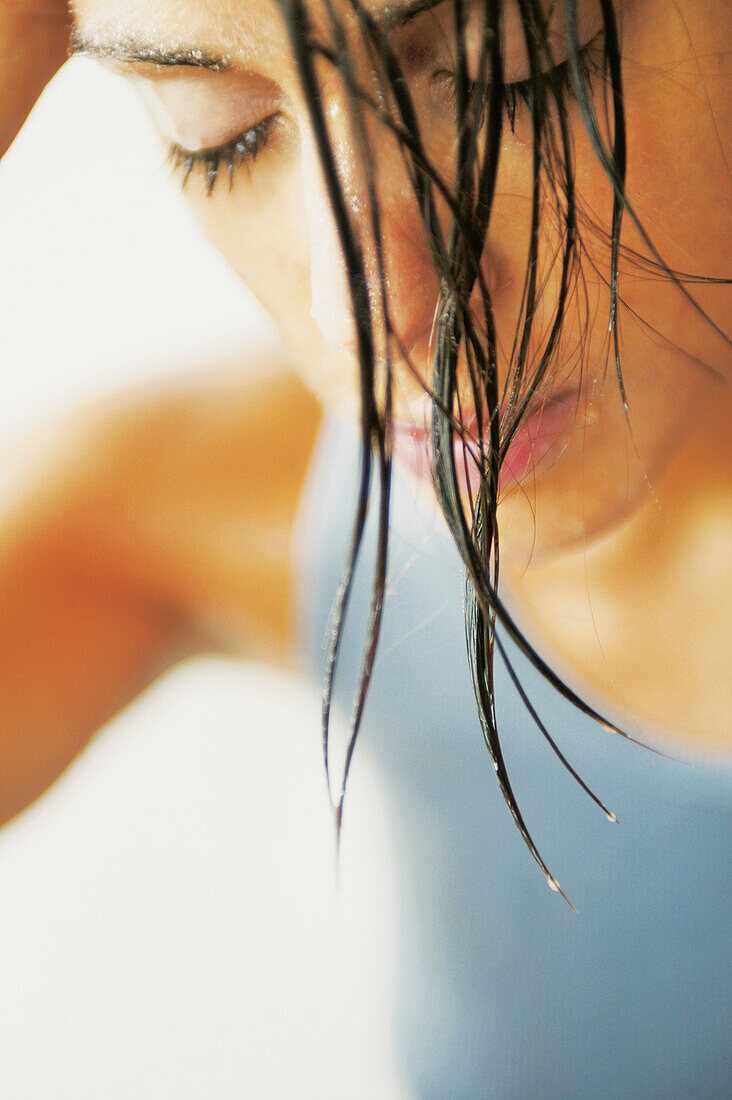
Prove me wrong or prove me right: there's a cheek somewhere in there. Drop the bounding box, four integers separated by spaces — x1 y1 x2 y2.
184 166 310 338
181 169 363 410
615 2 731 375
562 28 731 457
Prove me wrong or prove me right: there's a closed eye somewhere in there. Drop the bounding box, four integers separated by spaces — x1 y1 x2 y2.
168 112 282 195
432 29 605 133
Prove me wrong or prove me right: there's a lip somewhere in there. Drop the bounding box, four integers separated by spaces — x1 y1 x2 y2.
392 389 580 496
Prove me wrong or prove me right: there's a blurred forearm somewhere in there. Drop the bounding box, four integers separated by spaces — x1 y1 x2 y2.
0 512 186 827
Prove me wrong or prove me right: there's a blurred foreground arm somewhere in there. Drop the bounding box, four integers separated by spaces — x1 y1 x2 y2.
0 370 321 827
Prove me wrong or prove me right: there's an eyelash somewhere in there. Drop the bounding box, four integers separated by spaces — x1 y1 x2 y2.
435 34 605 133
168 36 604 195
169 112 281 196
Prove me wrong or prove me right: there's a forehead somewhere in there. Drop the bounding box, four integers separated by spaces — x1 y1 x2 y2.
71 0 286 59
70 0 441 57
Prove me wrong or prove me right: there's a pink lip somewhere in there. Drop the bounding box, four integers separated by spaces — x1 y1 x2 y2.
393 390 579 495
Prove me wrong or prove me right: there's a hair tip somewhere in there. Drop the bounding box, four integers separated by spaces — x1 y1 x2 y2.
547 875 577 912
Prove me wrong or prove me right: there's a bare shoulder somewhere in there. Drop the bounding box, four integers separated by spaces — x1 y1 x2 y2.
103 355 323 659
5 352 323 661
96 354 322 515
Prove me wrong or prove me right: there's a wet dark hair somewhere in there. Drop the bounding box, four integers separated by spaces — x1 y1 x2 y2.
276 0 729 899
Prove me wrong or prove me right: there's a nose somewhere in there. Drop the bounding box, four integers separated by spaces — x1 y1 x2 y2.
302 88 442 370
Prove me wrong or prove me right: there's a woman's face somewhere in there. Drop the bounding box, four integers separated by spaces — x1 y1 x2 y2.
72 0 731 559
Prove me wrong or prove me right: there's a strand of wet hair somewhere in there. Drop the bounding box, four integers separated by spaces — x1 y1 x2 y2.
442 0 610 901
565 0 731 354
500 0 580 459
280 0 684 901
494 633 618 822
277 0 380 829
432 295 671 903
319 0 395 838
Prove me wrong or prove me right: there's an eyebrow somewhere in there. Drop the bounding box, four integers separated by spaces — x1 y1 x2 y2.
69 30 232 72
69 0 450 72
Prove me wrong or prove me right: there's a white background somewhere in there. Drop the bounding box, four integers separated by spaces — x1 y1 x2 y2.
0 59 404 1099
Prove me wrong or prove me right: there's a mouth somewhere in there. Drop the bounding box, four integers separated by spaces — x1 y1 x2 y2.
392 388 581 497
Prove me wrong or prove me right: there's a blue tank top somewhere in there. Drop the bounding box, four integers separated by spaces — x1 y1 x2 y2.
296 419 732 1099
